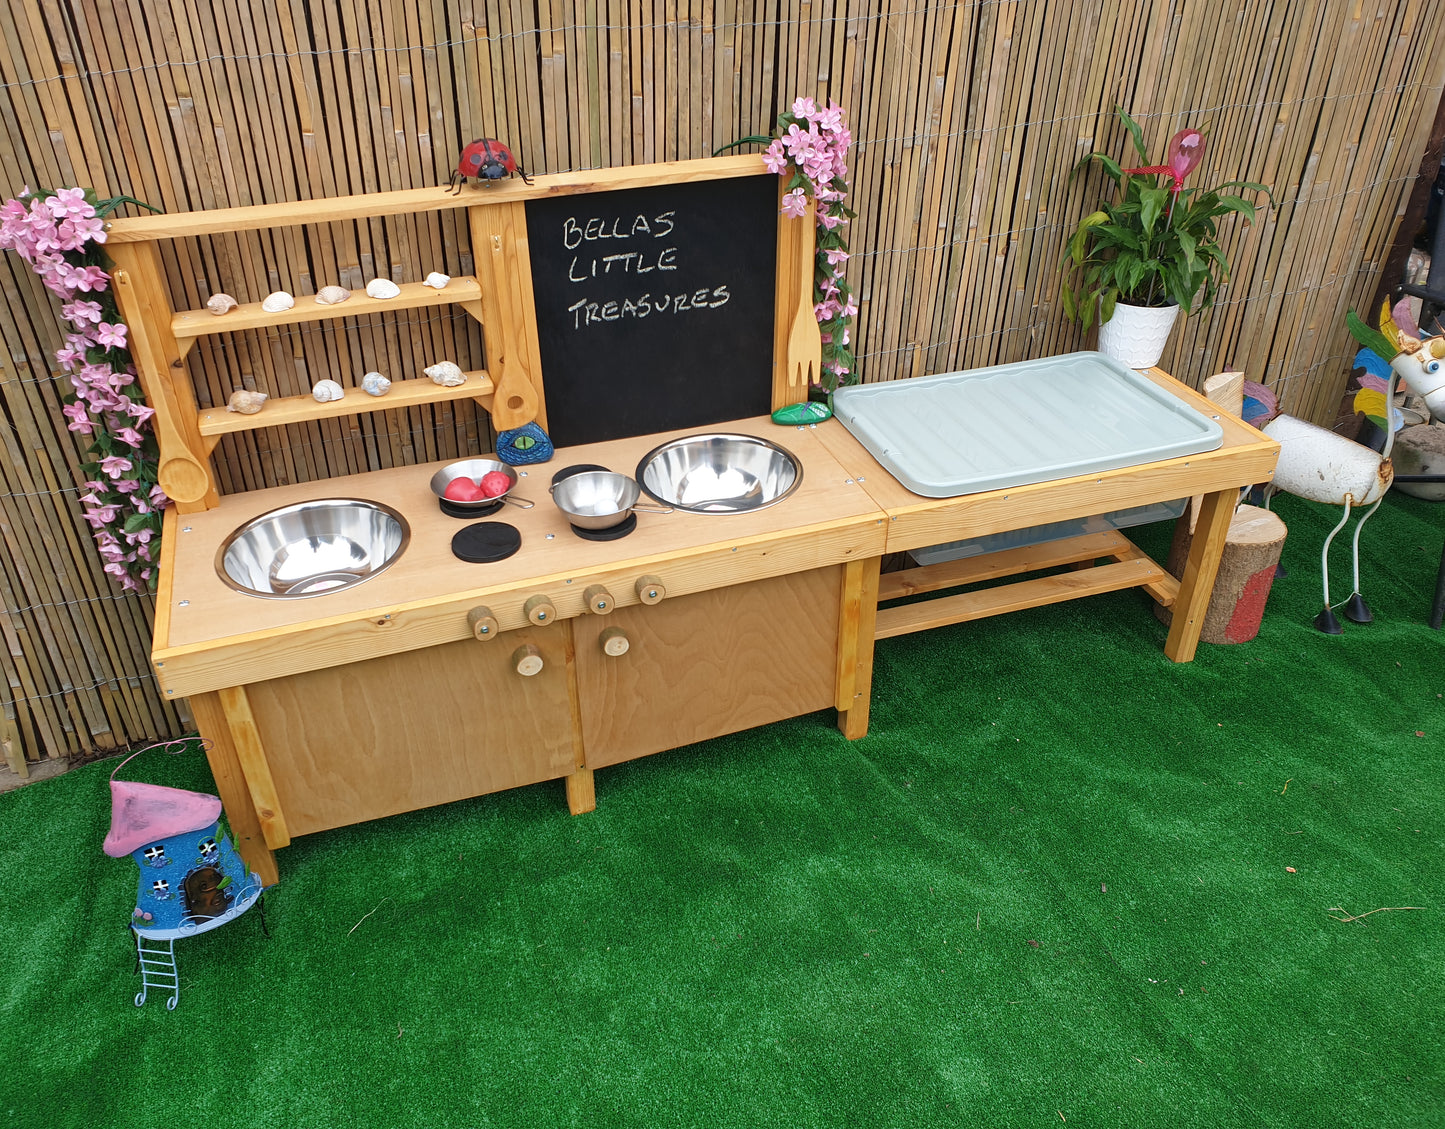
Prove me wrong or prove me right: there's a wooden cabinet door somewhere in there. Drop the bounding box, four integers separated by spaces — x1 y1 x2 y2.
573 567 841 769
244 626 579 836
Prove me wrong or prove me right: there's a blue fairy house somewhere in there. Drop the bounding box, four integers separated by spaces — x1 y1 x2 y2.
103 778 265 1008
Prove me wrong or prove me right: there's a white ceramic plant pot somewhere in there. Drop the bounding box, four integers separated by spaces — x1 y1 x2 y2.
1095 302 1180 369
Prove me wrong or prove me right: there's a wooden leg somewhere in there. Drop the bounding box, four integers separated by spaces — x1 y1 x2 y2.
188 691 279 886
1164 489 1236 662
566 767 596 814
837 556 881 739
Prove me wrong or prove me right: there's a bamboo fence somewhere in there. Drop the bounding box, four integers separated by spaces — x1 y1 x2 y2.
1 0 1442 769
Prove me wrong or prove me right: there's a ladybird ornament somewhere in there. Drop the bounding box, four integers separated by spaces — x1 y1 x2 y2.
449 138 533 193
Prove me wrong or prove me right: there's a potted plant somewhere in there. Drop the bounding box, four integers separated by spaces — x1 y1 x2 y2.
1060 108 1273 368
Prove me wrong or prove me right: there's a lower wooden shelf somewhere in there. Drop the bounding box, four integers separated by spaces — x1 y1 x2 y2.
195 370 494 439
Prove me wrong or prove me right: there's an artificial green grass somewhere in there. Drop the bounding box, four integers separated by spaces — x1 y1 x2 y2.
2 491 1441 1128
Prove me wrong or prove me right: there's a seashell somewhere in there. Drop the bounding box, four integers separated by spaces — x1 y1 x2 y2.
225 389 268 415
361 371 392 397
423 272 451 290
314 285 352 305
207 293 238 316
424 361 466 387
311 380 345 403
365 278 401 299
261 291 295 313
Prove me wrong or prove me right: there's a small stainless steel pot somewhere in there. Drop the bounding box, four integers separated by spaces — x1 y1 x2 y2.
550 470 672 530
428 458 535 510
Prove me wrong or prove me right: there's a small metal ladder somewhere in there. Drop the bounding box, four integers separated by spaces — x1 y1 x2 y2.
132 931 180 1010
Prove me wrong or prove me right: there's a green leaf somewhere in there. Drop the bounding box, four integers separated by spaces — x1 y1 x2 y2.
1138 187 1168 237
1116 107 1149 162
122 513 151 533
1061 286 1077 324
1099 288 1118 326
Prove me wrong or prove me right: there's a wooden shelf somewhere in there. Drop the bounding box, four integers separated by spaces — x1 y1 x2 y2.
196 371 494 438
172 278 484 340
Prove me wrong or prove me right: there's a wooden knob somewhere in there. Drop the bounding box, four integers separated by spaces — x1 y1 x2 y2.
467 606 499 641
511 643 544 677
523 594 557 625
583 584 615 614
599 626 631 657
635 575 666 605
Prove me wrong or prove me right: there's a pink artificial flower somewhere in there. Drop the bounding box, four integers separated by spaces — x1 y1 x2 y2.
99 454 132 479
763 139 789 176
112 479 140 494
825 248 850 266
61 401 94 434
126 401 156 426
54 343 84 370
44 187 93 220
69 214 106 244
791 96 819 120
818 210 848 231
113 426 145 447
780 188 809 219
93 322 127 349
72 266 109 293
815 101 846 133
149 483 168 506
82 503 121 527
62 299 104 326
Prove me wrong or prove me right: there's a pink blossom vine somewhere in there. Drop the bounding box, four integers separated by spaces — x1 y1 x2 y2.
725 97 858 392
0 187 166 592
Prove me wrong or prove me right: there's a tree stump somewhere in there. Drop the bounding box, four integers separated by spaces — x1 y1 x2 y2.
1154 504 1287 644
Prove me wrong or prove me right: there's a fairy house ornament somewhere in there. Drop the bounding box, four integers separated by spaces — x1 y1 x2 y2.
103 773 265 1009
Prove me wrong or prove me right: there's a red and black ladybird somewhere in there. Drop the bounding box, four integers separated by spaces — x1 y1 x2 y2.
449 138 533 193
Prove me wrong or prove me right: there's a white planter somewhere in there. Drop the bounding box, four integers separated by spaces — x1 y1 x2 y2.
1095 301 1180 369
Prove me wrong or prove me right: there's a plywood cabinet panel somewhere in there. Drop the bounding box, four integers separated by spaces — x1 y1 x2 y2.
574 567 841 769
244 627 578 836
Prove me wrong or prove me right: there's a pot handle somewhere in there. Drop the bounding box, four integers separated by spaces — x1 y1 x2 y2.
632 502 674 515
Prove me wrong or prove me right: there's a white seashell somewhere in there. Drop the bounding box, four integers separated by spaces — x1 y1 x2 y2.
365 278 401 299
423 272 451 290
261 291 295 313
311 380 345 403
225 389 268 414
424 361 466 387
315 285 351 305
207 293 238 316
361 371 392 397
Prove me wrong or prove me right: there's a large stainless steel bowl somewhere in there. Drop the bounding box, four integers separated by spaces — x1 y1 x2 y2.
216 498 410 598
635 433 802 514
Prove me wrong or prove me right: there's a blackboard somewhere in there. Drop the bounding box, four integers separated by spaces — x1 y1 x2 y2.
525 175 778 447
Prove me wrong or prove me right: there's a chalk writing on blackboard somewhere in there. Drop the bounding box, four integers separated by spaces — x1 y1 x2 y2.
556 209 736 329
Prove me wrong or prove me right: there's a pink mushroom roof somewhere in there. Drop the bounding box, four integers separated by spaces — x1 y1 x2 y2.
103 779 222 858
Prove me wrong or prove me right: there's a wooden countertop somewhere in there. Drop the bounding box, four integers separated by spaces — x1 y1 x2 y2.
152 370 1279 698
152 416 889 697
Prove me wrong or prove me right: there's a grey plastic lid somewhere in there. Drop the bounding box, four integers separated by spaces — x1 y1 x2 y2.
831 351 1224 498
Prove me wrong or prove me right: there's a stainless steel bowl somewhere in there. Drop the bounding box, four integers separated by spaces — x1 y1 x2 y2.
550 470 671 530
216 498 410 599
635 433 802 514
428 459 534 510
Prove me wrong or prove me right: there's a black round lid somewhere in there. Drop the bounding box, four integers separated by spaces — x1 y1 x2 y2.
571 512 637 541
451 522 522 563
439 496 504 519
551 463 610 489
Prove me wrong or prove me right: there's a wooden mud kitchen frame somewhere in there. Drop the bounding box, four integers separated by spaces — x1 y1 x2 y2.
107 156 1280 884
